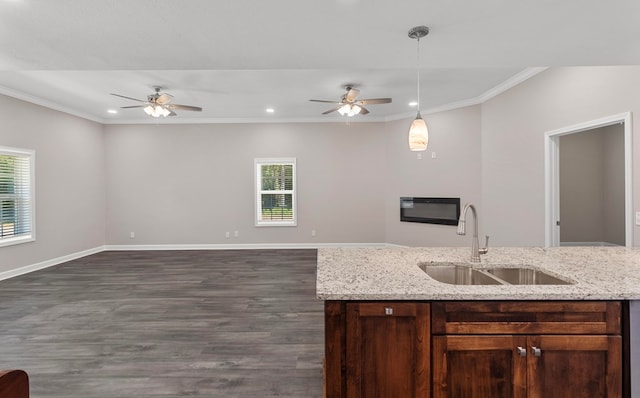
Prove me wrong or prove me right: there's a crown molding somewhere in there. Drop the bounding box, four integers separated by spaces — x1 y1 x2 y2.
1 67 547 125
0 84 105 124
384 67 548 122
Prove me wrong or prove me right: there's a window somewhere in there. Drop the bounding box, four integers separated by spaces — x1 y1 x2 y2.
255 158 296 226
0 147 35 247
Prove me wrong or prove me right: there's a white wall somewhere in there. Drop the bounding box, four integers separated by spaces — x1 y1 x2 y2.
482 66 640 246
104 106 483 248
0 95 106 272
103 122 388 245
384 106 483 246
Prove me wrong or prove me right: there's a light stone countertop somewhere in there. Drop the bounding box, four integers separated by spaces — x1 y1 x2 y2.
316 246 640 301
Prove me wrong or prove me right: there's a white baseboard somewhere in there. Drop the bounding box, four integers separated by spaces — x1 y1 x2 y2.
104 242 395 251
0 245 106 282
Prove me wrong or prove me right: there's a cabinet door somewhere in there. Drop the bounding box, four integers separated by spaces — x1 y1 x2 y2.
432 335 527 398
527 335 622 398
346 302 430 398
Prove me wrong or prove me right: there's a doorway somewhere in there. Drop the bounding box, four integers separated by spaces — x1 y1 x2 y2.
544 112 633 247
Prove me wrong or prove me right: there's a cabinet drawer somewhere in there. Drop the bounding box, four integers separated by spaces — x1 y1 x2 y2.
432 301 621 335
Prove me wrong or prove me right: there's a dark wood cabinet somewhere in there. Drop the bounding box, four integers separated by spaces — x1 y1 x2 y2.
325 301 430 398
527 335 621 398
432 334 621 398
346 302 430 398
432 335 527 398
431 301 622 398
325 301 623 398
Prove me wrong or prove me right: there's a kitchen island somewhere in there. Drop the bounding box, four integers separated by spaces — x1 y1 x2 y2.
317 246 640 398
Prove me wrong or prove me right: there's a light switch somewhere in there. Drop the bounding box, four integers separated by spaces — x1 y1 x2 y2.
636 212 640 226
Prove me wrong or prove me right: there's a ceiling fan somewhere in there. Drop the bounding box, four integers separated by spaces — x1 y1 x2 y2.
309 86 391 117
110 86 203 117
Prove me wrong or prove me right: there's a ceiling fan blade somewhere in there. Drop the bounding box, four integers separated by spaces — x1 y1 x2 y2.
309 99 341 104
322 105 343 115
110 93 146 102
345 87 360 102
156 93 173 105
357 98 392 105
120 105 148 109
358 106 370 115
167 104 203 112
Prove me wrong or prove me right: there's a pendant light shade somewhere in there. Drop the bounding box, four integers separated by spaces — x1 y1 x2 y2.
408 112 428 151
408 26 430 151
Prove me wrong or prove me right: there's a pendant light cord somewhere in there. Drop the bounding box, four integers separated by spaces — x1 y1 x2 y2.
416 36 421 112
408 26 429 120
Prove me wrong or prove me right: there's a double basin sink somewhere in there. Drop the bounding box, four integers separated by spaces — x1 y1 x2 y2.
419 263 571 285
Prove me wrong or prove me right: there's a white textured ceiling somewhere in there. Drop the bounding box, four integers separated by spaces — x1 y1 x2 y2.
0 0 639 124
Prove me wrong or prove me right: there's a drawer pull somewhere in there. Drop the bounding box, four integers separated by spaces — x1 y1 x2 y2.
516 346 527 357
384 307 393 315
532 346 542 357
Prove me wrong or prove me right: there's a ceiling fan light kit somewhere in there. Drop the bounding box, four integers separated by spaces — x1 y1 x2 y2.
408 25 430 151
309 85 391 117
111 86 202 118
144 105 171 118
338 103 362 117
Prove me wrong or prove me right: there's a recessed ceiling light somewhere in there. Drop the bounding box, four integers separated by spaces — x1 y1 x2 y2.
266 108 275 113
408 101 418 107
107 109 118 114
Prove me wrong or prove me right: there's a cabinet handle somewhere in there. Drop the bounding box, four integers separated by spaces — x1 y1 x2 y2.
384 307 393 315
531 346 542 357
516 346 527 357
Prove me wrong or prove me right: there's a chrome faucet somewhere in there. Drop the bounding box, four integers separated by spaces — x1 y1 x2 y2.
457 203 489 263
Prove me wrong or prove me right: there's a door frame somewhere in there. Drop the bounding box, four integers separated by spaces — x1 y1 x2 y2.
544 112 633 247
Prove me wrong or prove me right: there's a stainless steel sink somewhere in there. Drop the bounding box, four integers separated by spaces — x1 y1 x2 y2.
418 264 502 285
484 267 571 285
419 263 571 285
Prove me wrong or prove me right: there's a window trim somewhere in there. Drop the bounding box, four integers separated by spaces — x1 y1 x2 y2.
254 157 297 227
0 146 36 248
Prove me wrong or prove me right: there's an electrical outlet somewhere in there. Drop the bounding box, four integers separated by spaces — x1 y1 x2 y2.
225 231 230 239
311 230 316 237
234 230 239 238
129 232 135 239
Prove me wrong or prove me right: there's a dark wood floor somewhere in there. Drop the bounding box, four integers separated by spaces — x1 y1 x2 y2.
0 249 324 397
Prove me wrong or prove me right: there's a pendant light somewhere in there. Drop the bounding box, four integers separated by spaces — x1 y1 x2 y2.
407 26 430 151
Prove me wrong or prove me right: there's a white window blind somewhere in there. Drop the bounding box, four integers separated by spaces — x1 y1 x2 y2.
0 147 35 246
255 158 296 226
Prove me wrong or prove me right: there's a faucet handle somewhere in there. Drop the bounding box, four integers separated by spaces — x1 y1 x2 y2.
479 235 489 255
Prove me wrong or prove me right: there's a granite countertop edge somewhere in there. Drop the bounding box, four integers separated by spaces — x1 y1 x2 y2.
316 246 640 301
